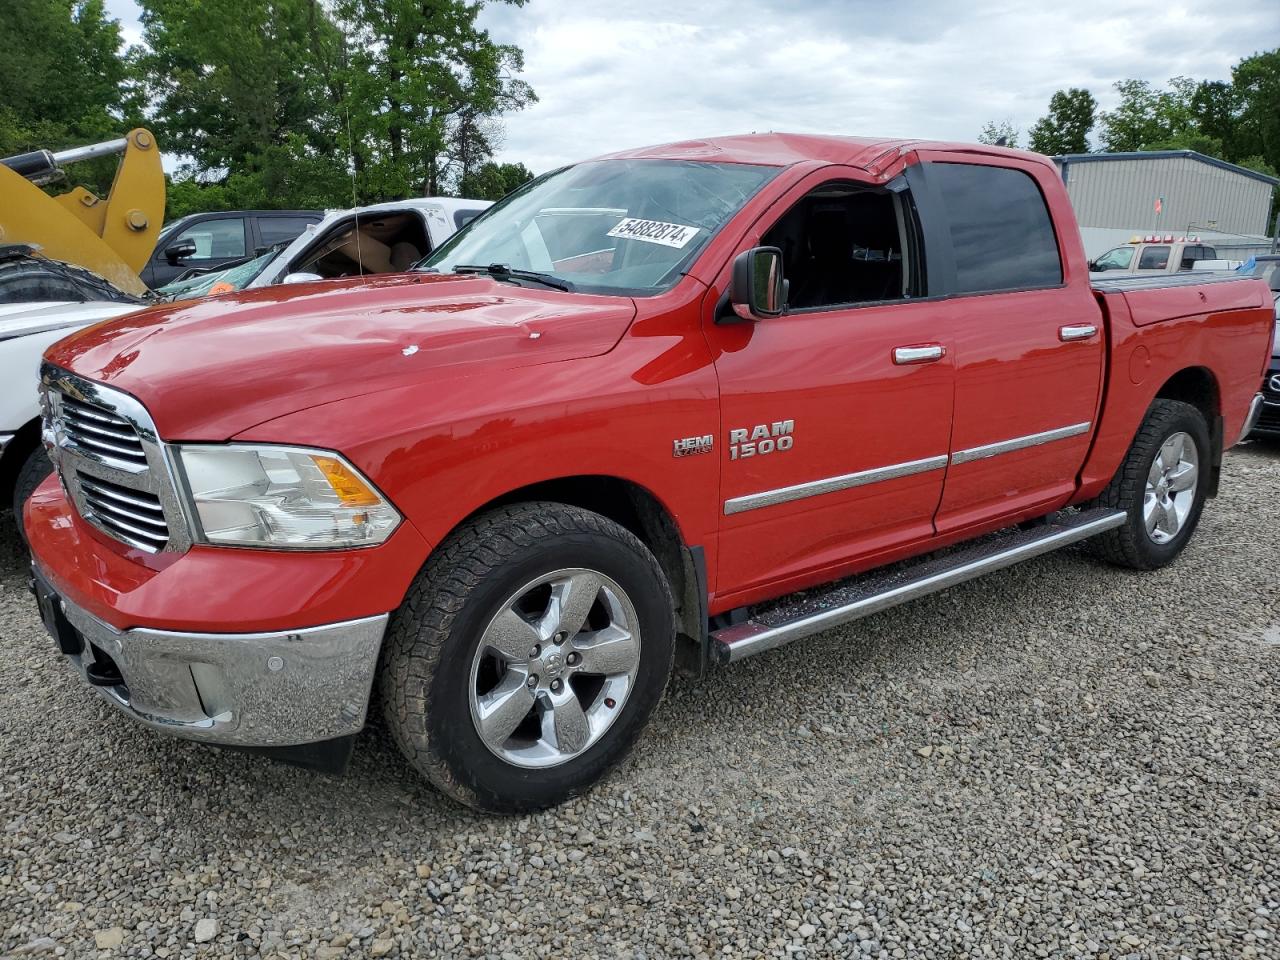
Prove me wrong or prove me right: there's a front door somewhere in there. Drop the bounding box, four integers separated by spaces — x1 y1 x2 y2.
150 215 249 288
705 170 955 607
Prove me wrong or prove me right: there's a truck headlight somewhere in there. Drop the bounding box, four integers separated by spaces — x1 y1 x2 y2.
175 444 400 548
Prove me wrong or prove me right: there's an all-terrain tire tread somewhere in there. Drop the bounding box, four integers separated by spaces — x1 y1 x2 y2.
1088 399 1205 569
13 446 52 546
379 501 672 812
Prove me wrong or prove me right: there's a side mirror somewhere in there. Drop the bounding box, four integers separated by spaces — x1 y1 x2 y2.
728 246 786 322
164 241 197 264
282 271 323 285
1086 260 1099 271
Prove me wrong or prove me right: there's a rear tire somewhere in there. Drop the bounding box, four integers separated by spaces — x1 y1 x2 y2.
12 446 52 545
380 502 675 813
1090 399 1211 570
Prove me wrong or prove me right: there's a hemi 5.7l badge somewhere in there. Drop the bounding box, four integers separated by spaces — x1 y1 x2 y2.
673 434 714 457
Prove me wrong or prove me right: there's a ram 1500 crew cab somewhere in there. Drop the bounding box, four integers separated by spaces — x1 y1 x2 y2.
25 134 1274 812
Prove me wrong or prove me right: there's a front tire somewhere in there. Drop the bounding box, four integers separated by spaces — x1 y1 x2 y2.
1090 399 1211 570
12 446 53 545
380 502 675 813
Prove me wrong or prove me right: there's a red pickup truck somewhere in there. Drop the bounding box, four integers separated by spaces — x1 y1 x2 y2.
26 134 1273 812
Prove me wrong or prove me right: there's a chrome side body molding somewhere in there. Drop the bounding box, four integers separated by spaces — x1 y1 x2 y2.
712 508 1125 663
723 454 948 515
949 421 1092 465
724 422 1093 514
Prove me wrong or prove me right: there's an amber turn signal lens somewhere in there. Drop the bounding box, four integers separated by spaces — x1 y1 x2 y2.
314 455 382 507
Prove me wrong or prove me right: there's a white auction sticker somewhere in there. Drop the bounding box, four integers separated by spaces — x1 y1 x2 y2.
606 218 701 248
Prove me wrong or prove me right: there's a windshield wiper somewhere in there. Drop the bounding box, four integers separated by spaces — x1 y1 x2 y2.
452 263 575 292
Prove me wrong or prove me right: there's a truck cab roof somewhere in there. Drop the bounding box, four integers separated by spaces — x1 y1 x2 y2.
600 132 1042 173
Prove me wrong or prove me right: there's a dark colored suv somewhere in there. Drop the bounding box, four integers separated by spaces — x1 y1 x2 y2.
1243 256 1280 439
142 210 322 289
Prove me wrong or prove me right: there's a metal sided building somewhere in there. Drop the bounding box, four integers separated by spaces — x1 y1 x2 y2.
1052 150 1278 259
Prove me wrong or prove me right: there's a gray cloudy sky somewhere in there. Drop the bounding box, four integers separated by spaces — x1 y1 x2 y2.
104 0 1275 173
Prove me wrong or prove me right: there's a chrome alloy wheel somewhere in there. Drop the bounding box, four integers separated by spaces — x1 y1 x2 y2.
468 568 642 768
1144 431 1199 544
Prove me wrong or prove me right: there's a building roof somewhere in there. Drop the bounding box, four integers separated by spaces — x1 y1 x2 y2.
1052 150 1279 187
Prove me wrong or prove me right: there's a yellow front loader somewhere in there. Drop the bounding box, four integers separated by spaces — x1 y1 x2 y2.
0 128 164 296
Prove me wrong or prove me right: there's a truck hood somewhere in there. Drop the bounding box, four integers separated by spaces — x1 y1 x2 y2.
0 300 139 343
45 274 636 439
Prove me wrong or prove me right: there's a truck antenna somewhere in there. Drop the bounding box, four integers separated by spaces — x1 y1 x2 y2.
345 100 364 277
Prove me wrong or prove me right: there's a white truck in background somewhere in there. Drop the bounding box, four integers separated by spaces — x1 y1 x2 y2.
1089 235 1220 276
249 197 492 287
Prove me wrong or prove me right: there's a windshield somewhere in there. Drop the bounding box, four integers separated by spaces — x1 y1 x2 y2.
158 245 284 299
420 159 779 294
1093 246 1133 271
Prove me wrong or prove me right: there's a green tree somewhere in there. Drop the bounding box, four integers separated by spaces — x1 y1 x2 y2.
137 0 347 208
459 160 534 200
1027 88 1096 155
977 119 1019 148
1231 49 1280 174
332 0 536 200
0 0 140 193
1099 77 1199 151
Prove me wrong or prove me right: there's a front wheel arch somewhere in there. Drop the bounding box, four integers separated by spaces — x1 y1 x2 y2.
442 474 705 664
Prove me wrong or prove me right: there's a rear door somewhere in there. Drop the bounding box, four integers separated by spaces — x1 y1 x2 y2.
706 168 955 603
908 155 1105 535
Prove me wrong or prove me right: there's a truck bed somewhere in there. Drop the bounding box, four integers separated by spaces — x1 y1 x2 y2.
1092 271 1268 328
1090 271 1252 293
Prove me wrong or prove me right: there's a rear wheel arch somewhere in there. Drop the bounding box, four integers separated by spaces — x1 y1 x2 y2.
1153 366 1220 422
1152 366 1222 494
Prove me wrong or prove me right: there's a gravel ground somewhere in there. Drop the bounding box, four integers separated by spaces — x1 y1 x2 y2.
2 445 1278 960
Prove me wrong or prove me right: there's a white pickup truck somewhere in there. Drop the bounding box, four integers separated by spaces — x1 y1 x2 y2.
1089 235 1220 276
0 300 139 521
1 197 493 527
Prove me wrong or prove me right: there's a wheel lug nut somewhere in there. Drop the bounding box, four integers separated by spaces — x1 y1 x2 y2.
527 674 538 688
529 644 541 659
555 631 567 644
550 679 563 693
566 652 580 666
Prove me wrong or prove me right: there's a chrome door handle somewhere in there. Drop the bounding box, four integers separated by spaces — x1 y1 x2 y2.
1059 324 1098 342
893 345 945 365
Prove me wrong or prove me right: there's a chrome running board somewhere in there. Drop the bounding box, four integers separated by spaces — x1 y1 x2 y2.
711 508 1126 664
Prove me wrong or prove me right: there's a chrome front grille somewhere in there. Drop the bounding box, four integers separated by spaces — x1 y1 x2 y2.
58 394 148 468
41 363 190 554
78 475 170 551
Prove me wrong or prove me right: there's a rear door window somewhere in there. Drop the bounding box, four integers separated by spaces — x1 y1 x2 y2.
453 208 487 229
928 163 1062 294
1138 246 1170 270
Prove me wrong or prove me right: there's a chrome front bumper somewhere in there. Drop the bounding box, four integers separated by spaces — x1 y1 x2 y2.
33 568 389 747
